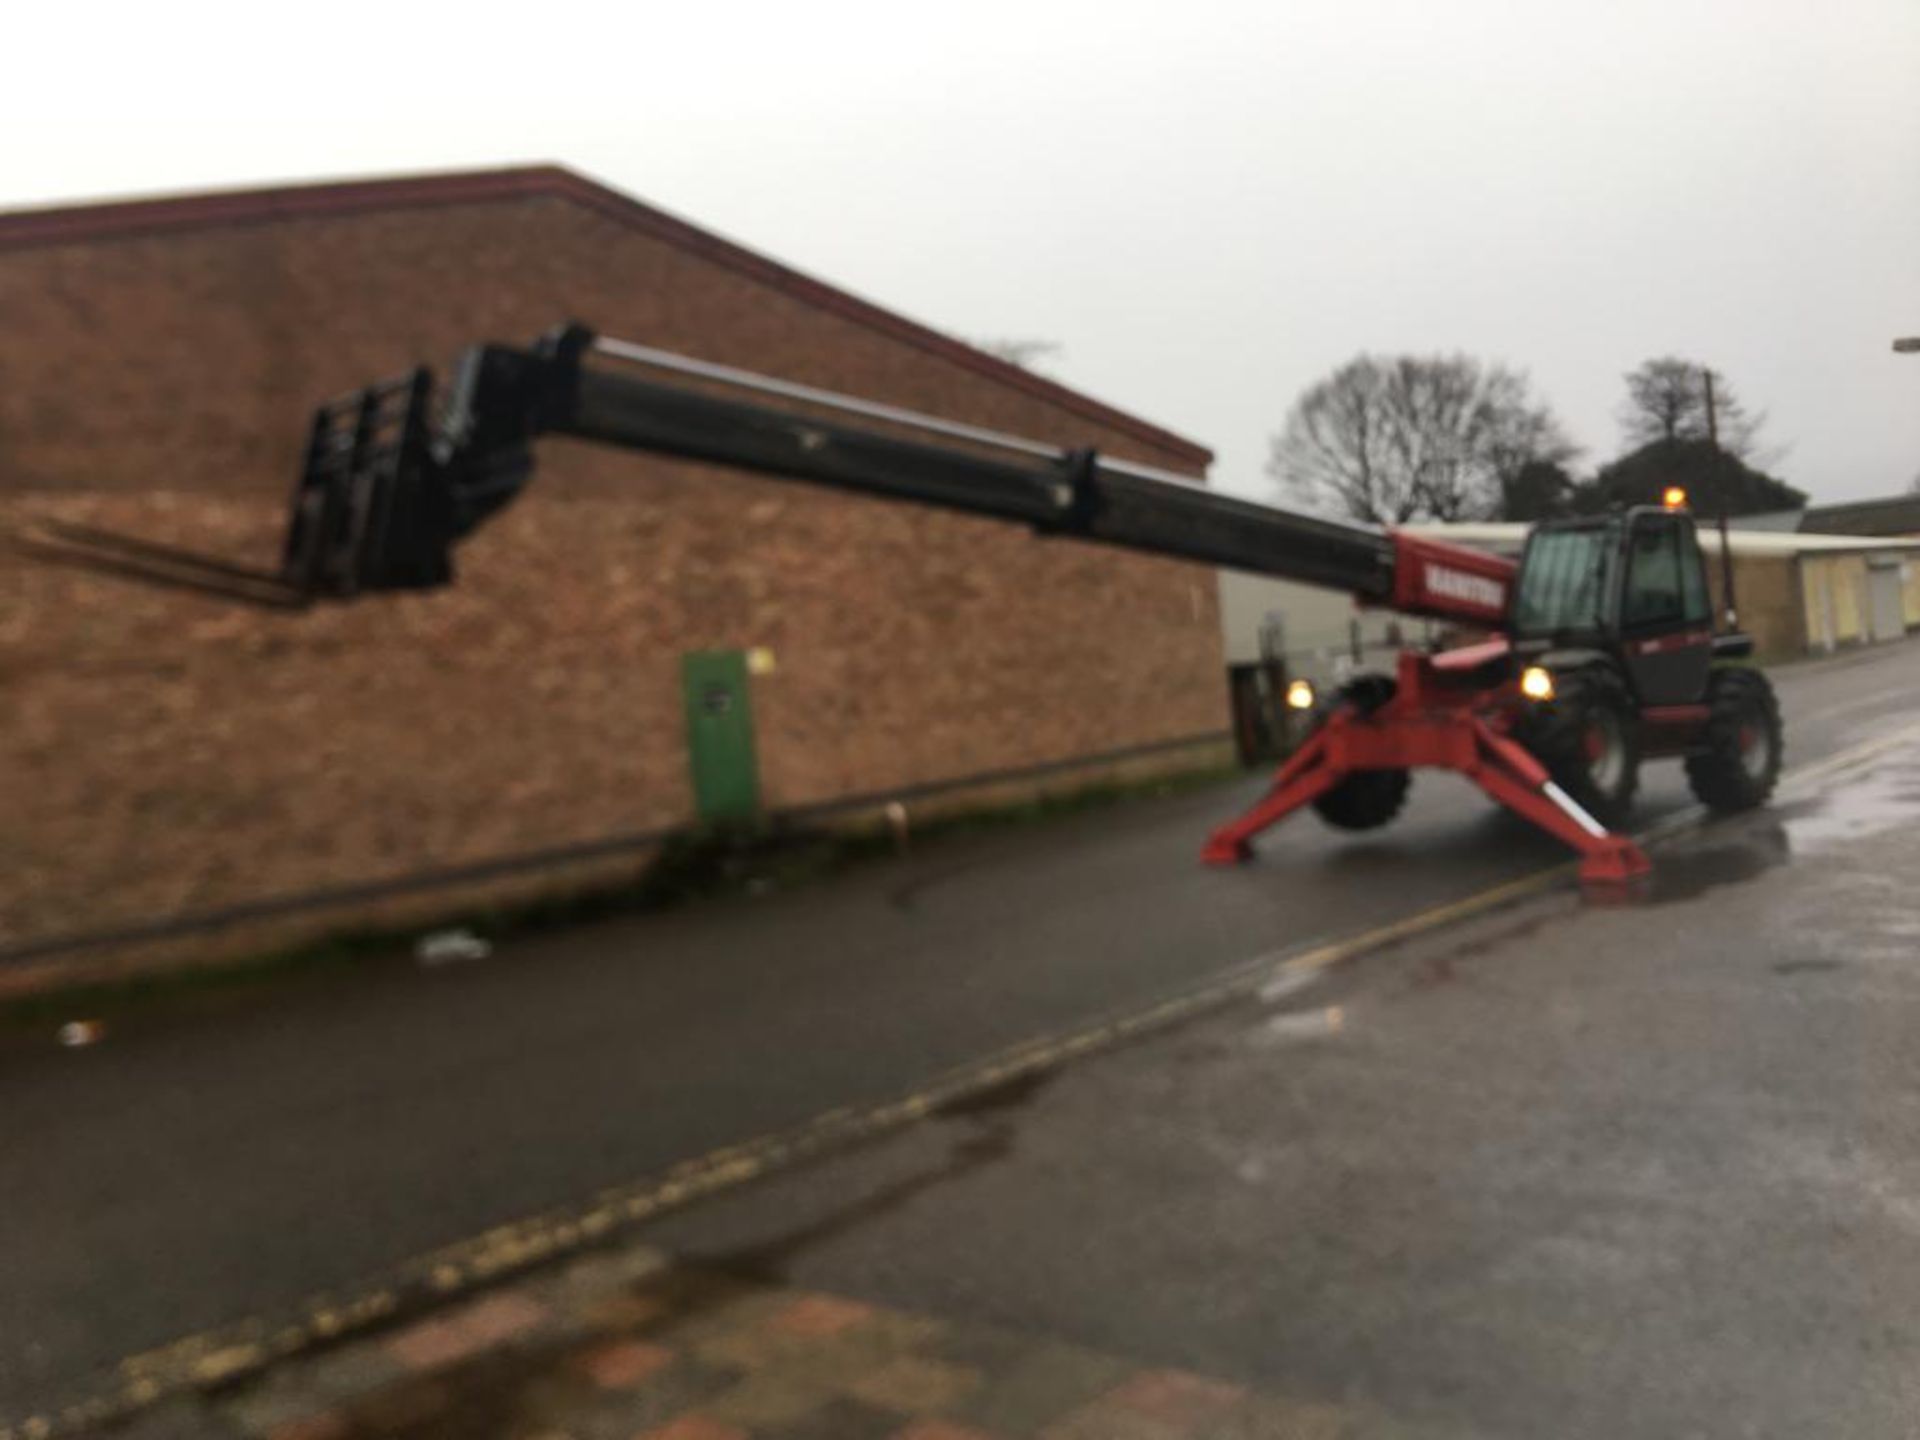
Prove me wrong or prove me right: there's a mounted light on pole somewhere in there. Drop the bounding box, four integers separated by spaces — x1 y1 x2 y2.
1702 368 1737 630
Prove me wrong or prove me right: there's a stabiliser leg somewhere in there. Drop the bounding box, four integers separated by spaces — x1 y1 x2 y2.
1200 720 1346 865
1200 709 1651 886
1462 718 1650 885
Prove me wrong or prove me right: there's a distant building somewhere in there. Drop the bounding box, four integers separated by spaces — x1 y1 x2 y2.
1797 494 1920 538
1729 509 1807 533
1733 493 1920 539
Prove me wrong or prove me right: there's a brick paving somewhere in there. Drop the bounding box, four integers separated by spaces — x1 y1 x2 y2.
192 1241 1344 1440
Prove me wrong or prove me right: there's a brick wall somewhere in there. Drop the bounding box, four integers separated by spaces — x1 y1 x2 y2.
0 178 1229 974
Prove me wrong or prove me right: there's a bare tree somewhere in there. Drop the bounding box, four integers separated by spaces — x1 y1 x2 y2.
1268 355 1575 524
1619 356 1765 458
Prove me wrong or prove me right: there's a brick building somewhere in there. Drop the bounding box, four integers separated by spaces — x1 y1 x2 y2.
0 165 1229 982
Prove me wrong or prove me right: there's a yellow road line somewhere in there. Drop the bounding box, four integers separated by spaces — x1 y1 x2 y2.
13 715 1920 1440
1775 715 1920 792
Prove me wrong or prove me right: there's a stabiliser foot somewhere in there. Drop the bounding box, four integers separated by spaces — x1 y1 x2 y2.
1575 835 1654 901
1576 836 1652 885
1200 833 1255 867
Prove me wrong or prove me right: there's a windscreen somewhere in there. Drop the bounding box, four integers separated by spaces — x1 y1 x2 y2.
1513 524 1617 636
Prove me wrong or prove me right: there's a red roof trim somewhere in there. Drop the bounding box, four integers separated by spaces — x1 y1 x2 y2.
0 165 1212 467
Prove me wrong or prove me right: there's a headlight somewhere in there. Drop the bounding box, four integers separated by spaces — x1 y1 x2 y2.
1285 678 1316 710
1519 665 1555 702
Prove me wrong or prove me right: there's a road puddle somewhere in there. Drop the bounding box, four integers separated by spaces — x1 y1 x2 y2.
1598 748 1920 908
1772 957 1844 976
693 1123 1015 1286
1777 753 1920 853
1638 821 1792 904
931 1068 1053 1119
1254 1006 1346 1045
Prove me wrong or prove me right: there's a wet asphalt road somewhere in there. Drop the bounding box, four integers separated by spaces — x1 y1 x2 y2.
652 740 1920 1440
4 639 1920 1419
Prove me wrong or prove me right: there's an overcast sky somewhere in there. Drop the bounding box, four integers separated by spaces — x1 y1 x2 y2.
7 0 1917 501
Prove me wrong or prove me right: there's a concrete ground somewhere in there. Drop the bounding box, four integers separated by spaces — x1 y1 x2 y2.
645 741 1920 1439
3 638 1919 1431
58 684 1920 1440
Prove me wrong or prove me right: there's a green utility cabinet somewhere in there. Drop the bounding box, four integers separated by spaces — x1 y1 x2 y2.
681 650 762 824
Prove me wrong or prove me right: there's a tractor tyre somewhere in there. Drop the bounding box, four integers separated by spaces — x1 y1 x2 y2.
1516 665 1641 828
1684 667 1783 813
1312 769 1413 831
1310 675 1411 832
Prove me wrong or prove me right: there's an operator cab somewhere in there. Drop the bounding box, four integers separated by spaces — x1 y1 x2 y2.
1511 504 1717 706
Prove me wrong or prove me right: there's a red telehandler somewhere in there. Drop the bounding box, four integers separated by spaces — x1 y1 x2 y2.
278 324 1783 885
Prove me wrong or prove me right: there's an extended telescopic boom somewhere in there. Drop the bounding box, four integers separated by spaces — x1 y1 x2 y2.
282 324 1513 627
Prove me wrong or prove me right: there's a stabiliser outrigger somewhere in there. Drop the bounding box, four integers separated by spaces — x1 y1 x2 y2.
281 323 1784 887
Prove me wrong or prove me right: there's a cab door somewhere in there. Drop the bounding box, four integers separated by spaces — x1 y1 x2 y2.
1618 512 1715 706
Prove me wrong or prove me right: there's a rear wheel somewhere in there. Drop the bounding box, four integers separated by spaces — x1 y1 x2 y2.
1310 675 1412 832
1685 667 1783 812
1517 666 1641 828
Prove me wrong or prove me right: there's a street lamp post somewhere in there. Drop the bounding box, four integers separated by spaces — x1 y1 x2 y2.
1895 338 1920 354
1702 368 1738 628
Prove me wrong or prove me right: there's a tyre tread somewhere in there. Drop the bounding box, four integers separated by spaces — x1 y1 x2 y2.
1685 667 1783 812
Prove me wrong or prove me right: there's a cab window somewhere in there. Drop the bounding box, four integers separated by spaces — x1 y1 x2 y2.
1514 524 1616 636
1622 517 1685 628
1678 526 1713 625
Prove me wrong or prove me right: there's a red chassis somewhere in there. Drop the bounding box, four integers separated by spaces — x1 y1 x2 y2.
1201 532 1654 887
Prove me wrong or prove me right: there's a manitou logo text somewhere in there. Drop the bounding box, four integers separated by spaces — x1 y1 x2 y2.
1424 563 1505 612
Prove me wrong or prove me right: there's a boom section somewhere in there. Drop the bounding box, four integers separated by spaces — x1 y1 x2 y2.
560 356 1398 598
284 323 1512 624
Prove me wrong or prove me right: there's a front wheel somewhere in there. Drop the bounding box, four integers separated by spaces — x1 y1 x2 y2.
1309 674 1412 832
1516 666 1642 828
1685 667 1783 812
1313 768 1412 831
